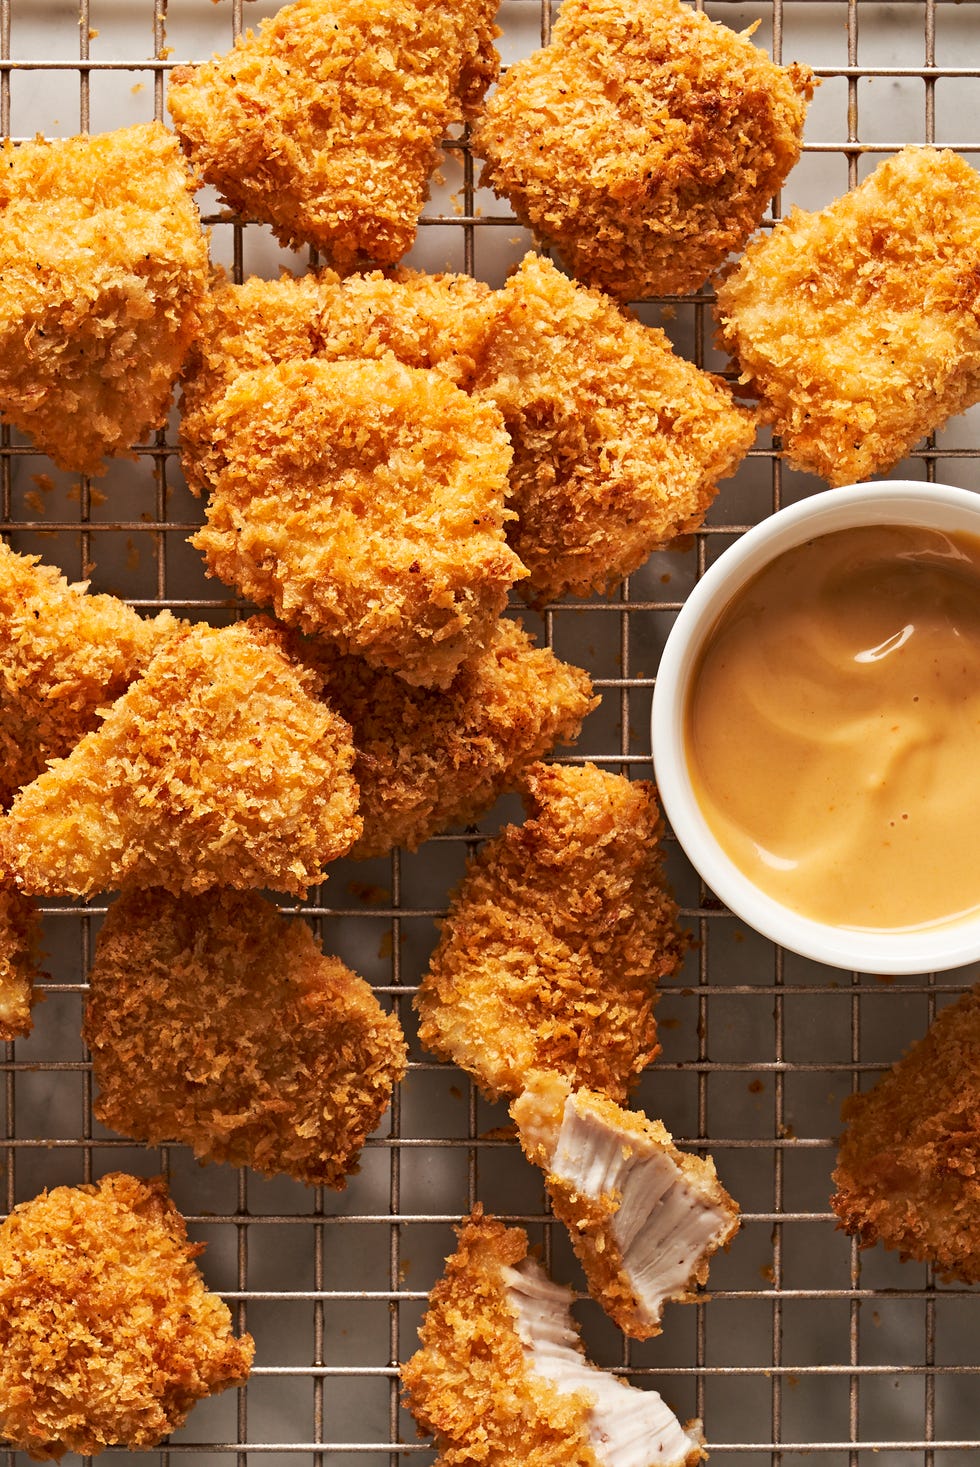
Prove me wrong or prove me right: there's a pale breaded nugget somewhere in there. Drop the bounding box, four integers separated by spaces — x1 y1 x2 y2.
0 1173 253 1459
415 762 686 1103
471 0 812 301
84 888 407 1188
303 617 598 857
473 254 756 604
0 886 43 1043
715 147 980 486
0 541 179 809
402 1210 704 1467
192 356 524 688
0 618 360 898
832 985 980 1283
168 0 499 267
0 123 208 476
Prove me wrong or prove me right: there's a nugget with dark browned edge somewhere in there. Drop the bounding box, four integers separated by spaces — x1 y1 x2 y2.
0 1173 253 1459
0 886 43 1043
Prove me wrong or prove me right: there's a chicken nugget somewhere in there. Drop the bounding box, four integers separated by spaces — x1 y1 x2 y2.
715 147 980 486
474 254 757 603
0 1172 253 1459
0 122 208 476
0 886 43 1043
415 762 686 1103
0 618 360 898
512 1074 740 1340
831 985 980 1283
168 0 499 267
471 0 813 301
84 887 407 1187
402 1210 704 1467
191 356 524 688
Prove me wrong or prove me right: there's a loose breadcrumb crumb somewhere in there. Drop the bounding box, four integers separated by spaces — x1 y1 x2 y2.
0 886 43 1042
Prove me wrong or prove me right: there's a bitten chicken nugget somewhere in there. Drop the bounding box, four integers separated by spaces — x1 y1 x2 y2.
0 122 208 475
402 1210 704 1467
84 887 407 1187
474 254 756 603
415 762 686 1103
192 356 525 688
715 147 980 485
832 985 980 1282
168 0 499 267
0 1173 253 1459
0 886 43 1043
0 618 360 898
471 0 812 301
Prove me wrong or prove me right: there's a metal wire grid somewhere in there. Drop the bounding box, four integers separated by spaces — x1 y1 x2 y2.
1 0 979 1462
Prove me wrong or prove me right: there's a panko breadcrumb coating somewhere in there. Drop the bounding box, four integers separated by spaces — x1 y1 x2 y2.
0 541 179 809
402 1210 704 1467
0 886 43 1043
473 254 756 603
471 0 813 301
168 0 499 267
302 617 598 857
0 618 360 898
84 888 407 1188
715 147 980 485
192 356 524 688
415 762 686 1103
0 1173 253 1460
832 985 980 1283
0 122 208 476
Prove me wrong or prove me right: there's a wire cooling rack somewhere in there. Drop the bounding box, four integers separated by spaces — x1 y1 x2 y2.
2 1 979 1463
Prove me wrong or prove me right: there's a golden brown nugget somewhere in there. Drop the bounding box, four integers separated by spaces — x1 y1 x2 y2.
303 618 597 857
402 1211 704 1467
169 0 499 267
0 123 208 476
0 1173 253 1459
192 356 524 688
0 542 179 809
471 0 812 301
512 1074 740 1340
715 147 980 486
0 887 43 1043
832 985 980 1283
0 618 361 898
415 762 686 1103
84 888 407 1188
474 254 757 603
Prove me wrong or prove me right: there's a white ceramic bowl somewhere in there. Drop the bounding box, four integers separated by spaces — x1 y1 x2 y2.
651 480 980 975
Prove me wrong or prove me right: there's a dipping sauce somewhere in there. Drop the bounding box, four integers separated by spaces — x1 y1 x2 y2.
686 524 980 932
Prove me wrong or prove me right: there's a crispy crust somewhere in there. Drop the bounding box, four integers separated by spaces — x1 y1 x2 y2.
84 887 407 1187
0 1173 253 1459
168 0 499 266
415 762 686 1103
831 985 980 1282
715 146 980 485
0 886 43 1043
0 122 207 475
474 254 757 602
471 0 812 301
0 618 361 898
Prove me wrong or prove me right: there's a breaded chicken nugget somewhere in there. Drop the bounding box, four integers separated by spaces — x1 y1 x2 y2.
0 1173 253 1459
0 886 43 1043
402 1210 704 1467
832 985 980 1282
0 541 179 809
0 122 208 476
474 254 756 603
192 356 524 688
415 762 686 1103
168 0 499 267
715 147 980 486
512 1074 740 1340
471 0 812 301
84 887 407 1187
302 617 597 857
0 618 360 898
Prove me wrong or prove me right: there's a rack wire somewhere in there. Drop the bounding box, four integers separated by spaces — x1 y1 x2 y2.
1 1 979 1463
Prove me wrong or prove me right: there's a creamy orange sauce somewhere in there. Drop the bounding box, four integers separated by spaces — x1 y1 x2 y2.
686 524 980 932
